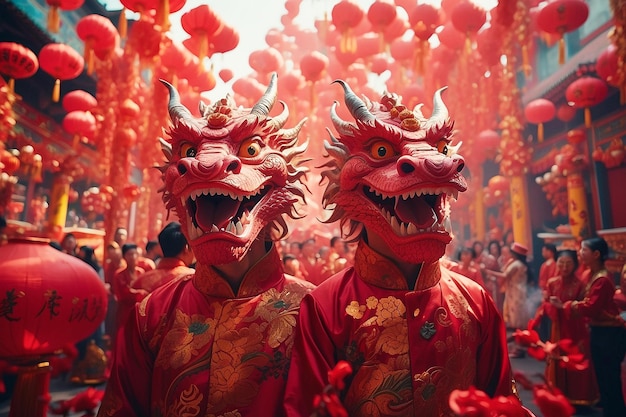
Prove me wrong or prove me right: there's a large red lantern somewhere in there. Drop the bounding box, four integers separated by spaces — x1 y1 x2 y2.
45 0 84 33
477 129 501 158
437 23 465 51
367 0 396 51
0 237 107 417
565 76 608 128
181 5 224 63
524 98 556 142
62 90 97 112
248 47 284 78
450 1 487 51
300 51 329 83
556 103 576 122
76 14 118 75
62 110 96 148
409 3 440 74
38 43 84 103
536 0 589 65
331 0 364 53
0 42 39 94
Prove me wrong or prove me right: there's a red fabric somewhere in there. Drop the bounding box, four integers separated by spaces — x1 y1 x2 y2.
111 266 146 332
98 246 315 417
538 259 558 291
285 240 519 417
450 263 487 289
565 270 622 326
132 257 194 293
136 257 156 272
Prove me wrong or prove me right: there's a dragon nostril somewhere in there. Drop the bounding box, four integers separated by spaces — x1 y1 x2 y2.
457 161 465 173
400 162 415 174
226 160 240 173
177 162 187 175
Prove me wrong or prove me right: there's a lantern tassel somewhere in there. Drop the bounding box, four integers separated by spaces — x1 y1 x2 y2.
73 134 80 150
584 107 591 128
199 34 208 65
522 44 531 78
85 42 94 76
558 37 565 65
48 5 60 33
52 79 61 103
464 35 472 56
538 123 544 143
8 78 15 95
118 8 127 39
157 0 170 31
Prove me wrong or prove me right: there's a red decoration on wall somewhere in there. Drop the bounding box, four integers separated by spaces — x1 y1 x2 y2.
535 0 589 64
524 98 556 142
565 76 608 127
38 43 84 103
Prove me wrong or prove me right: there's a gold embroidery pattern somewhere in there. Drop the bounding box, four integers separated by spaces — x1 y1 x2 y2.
167 384 203 417
346 301 366 319
345 364 413 417
156 309 216 370
208 411 242 417
98 388 123 416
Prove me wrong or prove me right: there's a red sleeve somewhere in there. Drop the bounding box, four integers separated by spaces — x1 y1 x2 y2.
565 277 616 320
284 293 336 417
97 304 153 416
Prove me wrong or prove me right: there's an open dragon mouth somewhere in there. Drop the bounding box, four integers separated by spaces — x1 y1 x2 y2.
363 186 458 236
182 187 267 240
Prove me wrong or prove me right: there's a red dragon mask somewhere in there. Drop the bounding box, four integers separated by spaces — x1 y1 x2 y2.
159 74 308 265
321 80 467 264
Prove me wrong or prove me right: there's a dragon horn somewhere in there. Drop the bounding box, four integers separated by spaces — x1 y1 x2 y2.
160 79 193 124
251 72 278 116
428 87 449 126
332 79 375 123
268 101 289 130
330 101 355 136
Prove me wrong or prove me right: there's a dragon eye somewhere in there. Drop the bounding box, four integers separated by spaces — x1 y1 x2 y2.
437 140 449 156
180 143 196 158
370 141 395 160
239 138 262 158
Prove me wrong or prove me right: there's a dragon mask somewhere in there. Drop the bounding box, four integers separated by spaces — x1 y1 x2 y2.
159 74 308 265
321 80 467 264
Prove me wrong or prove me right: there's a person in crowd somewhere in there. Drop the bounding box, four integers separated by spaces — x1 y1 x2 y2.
537 243 558 341
550 237 626 417
299 237 325 285
450 246 486 289
60 232 78 256
113 227 128 247
484 240 503 312
488 242 532 338
534 250 599 408
323 235 348 277
111 243 147 340
615 263 626 311
78 245 103 276
135 245 157 272
283 253 305 279
473 239 499 276
98 74 314 417
144 239 163 265
285 82 527 416
132 222 195 293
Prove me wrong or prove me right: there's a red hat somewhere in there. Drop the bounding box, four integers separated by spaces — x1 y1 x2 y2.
510 242 528 256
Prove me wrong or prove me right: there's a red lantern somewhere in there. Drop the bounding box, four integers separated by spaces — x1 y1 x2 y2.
248 47 284 77
0 42 39 94
488 175 510 196
280 71 304 96
62 90 97 112
477 129 501 157
450 1 487 52
369 53 390 75
45 0 84 33
0 238 107 356
367 0 396 51
536 0 589 65
596 44 621 103
524 98 556 142
476 26 502 67
218 68 233 83
565 76 608 128
409 3 440 74
38 43 84 103
556 103 576 122
181 5 224 63
62 110 96 149
331 0 364 53
383 14 409 45
300 51 329 83
437 23 466 51
76 14 118 75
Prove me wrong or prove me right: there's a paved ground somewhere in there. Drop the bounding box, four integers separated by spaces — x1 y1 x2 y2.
0 349 605 417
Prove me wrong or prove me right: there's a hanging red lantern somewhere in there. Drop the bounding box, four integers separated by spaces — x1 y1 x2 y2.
218 68 233 83
367 0 397 52
0 238 107 356
76 14 118 75
45 0 84 33
476 25 502 67
0 42 39 95
62 110 96 149
536 0 589 65
280 71 304 96
437 23 466 51
331 0 364 53
181 5 224 63
596 44 619 86
300 51 329 83
477 129 501 157
126 19 163 64
524 98 556 142
38 43 84 103
369 53 390 75
1 149 20 175
409 4 440 74
450 1 487 53
565 76 608 128
487 175 510 197
556 103 577 122
383 13 409 45
61 90 97 112
248 47 284 77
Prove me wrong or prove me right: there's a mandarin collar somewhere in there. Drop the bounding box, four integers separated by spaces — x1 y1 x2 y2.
192 244 284 298
156 257 188 269
354 240 441 291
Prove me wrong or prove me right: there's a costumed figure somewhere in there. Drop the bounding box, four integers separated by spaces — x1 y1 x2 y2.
285 81 529 416
98 73 314 417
